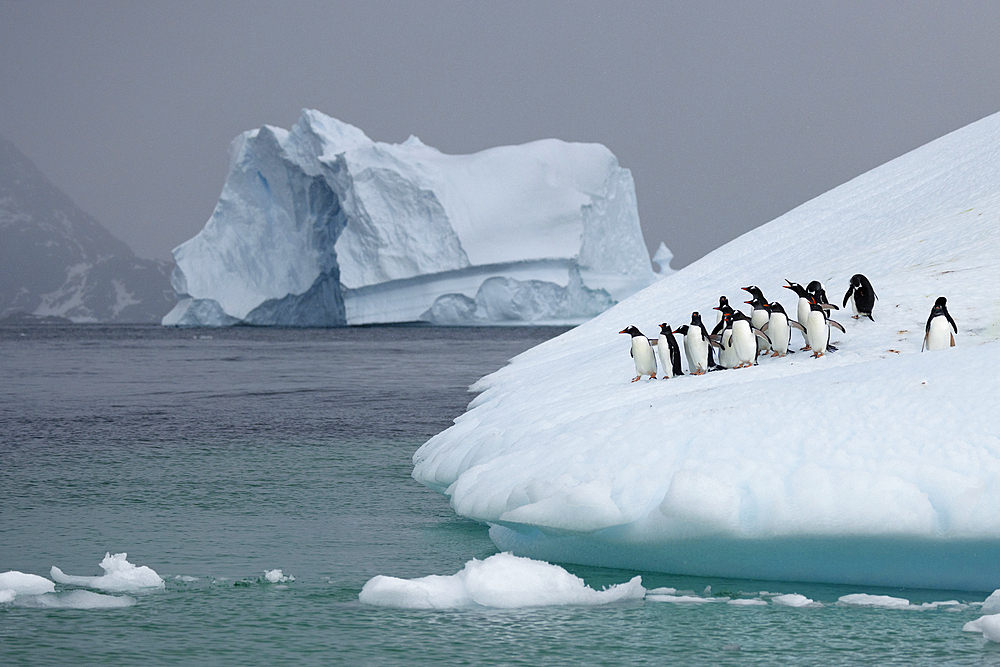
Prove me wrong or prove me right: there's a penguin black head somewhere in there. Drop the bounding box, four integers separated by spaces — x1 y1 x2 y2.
659 323 673 335
807 280 823 294
934 296 948 308
768 301 787 316
718 296 729 308
783 280 809 298
620 325 645 337
741 285 766 302
691 312 703 325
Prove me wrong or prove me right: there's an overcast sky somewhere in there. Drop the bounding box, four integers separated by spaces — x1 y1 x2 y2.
2 1 999 268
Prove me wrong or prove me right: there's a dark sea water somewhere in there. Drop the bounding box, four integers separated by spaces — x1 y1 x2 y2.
1 325 998 666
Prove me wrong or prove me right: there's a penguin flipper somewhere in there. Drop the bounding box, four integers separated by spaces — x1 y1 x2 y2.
789 321 807 333
921 333 927 352
829 319 846 333
950 334 956 347
843 287 852 308
864 312 875 322
753 329 771 344
760 322 769 332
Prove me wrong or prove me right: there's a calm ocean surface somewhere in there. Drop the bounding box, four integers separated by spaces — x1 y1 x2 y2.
1 324 997 666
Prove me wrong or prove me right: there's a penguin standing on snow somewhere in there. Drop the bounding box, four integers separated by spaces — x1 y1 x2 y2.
620 326 657 381
922 297 958 351
679 312 714 375
805 300 846 357
783 280 813 348
843 274 878 321
730 311 770 368
742 286 771 354
712 310 737 369
762 301 805 357
657 323 684 378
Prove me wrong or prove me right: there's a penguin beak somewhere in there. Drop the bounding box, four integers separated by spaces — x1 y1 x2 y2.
744 300 753 305
619 328 628 334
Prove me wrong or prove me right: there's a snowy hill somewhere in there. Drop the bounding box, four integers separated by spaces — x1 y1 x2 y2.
0 137 174 323
163 110 655 326
413 111 1000 591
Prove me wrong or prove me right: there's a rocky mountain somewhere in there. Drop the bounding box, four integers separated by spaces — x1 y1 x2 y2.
0 136 174 323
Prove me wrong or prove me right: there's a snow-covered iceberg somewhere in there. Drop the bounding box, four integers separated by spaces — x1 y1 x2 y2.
413 111 1000 591
163 110 655 326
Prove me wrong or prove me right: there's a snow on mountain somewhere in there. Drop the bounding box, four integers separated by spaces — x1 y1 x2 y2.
163 110 655 326
0 137 174 323
412 111 1000 591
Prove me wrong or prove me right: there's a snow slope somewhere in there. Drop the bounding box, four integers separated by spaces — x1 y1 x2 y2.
413 111 1000 591
163 110 654 326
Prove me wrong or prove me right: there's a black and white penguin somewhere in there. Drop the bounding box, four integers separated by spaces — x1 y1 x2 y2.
807 280 839 312
805 301 846 358
657 323 684 378
712 310 737 369
715 296 731 327
730 311 769 368
843 274 877 321
620 325 657 381
922 296 958 351
742 286 771 354
761 301 805 357
681 312 714 375
783 280 813 347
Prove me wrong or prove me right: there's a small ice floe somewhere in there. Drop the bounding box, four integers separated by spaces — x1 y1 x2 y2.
0 571 56 599
772 593 821 608
646 593 729 604
981 589 1000 614
16 590 135 609
359 552 645 609
50 553 164 592
174 575 199 583
962 589 1000 642
264 569 294 584
728 598 768 606
838 594 964 611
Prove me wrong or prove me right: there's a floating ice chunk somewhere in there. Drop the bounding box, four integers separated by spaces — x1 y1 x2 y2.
981 589 1000 614
50 553 164 592
964 614 1000 642
646 587 677 595
646 594 729 604
0 571 55 596
17 590 135 609
838 594 912 609
264 569 294 583
772 594 821 608
0 590 15 603
728 598 768 606
359 552 644 609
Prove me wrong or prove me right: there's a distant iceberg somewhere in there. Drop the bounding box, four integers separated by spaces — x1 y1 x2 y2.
413 111 1000 591
163 110 656 326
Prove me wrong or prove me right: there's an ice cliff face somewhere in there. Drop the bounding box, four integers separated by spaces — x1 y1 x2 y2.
163 110 655 326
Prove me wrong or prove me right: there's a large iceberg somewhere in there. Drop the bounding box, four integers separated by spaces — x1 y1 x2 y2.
413 111 1000 591
163 110 655 326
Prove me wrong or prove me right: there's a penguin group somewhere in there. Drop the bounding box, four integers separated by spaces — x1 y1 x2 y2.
621 273 957 381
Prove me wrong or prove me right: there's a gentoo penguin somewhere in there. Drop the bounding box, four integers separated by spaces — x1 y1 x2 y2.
805 301 846 358
922 297 957 351
657 323 684 378
762 301 805 357
742 286 771 354
620 326 657 381
713 296 734 331
730 311 769 368
807 280 839 312
783 280 813 347
712 310 737 369
843 274 878 321
680 312 714 375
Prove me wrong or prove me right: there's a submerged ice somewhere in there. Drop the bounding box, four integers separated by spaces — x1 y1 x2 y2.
413 111 1000 591
163 110 655 326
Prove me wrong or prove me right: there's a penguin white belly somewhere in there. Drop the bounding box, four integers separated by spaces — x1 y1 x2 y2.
848 294 859 318
719 329 736 368
731 320 756 367
797 298 811 330
632 338 657 377
769 314 790 355
657 334 673 378
685 332 709 374
806 311 829 355
751 310 769 353
925 317 955 351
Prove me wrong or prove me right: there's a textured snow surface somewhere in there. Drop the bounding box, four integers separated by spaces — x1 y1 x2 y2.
358 552 644 609
164 110 654 326
413 111 1000 590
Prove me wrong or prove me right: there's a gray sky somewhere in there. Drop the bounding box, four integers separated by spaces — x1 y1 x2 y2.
2 1 999 268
